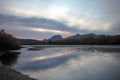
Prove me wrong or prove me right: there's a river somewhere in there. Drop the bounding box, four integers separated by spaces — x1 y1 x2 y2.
0 45 120 80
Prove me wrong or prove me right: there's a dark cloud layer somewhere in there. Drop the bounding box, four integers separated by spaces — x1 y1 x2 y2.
0 13 90 39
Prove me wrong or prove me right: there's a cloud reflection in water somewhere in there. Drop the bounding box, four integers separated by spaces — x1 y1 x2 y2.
14 46 120 80
17 50 78 71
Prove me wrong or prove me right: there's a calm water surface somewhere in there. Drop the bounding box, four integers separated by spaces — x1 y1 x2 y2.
0 45 120 80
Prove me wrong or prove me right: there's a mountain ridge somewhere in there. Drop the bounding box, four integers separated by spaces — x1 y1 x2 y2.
19 33 120 45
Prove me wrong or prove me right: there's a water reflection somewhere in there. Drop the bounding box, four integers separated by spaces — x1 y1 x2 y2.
20 48 120 80
0 52 20 66
18 51 79 71
7 45 120 80
75 47 120 53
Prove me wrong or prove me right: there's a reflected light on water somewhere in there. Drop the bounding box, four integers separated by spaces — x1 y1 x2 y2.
24 51 119 80
8 46 120 80
67 54 116 68
31 50 75 61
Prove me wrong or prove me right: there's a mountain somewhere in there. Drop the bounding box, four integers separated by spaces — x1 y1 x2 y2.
18 33 120 45
43 33 97 42
66 33 97 39
83 33 97 38
65 34 82 39
48 35 63 41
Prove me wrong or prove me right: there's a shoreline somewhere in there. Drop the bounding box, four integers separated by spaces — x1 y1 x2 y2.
0 64 36 80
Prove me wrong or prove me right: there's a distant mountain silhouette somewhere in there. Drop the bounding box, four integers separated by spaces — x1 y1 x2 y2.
48 35 63 41
66 33 96 39
19 33 120 45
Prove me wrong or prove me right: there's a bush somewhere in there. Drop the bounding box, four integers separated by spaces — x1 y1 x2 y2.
0 30 21 51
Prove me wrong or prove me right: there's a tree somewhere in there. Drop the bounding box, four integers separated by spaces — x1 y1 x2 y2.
0 30 21 51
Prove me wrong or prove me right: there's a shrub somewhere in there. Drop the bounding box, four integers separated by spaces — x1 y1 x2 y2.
0 30 21 51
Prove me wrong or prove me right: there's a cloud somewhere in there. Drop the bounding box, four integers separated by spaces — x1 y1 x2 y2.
30 27 74 35
109 23 120 34
0 13 82 39
0 0 120 40
2 6 112 32
98 0 120 35
64 17 111 31
0 0 112 33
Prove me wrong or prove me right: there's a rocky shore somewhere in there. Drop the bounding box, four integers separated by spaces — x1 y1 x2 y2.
0 64 36 80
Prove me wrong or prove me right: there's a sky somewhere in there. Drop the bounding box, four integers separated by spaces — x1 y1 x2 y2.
0 0 120 40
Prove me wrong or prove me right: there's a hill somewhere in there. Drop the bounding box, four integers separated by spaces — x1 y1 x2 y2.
19 33 120 45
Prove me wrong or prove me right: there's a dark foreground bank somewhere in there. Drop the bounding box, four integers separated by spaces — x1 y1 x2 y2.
0 64 36 80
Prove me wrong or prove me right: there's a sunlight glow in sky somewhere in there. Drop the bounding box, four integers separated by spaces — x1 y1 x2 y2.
30 27 73 35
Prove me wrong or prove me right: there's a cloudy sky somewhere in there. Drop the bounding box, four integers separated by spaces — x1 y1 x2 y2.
0 0 120 40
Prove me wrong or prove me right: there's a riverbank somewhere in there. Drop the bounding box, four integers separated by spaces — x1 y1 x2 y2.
0 51 7 57
0 64 36 80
